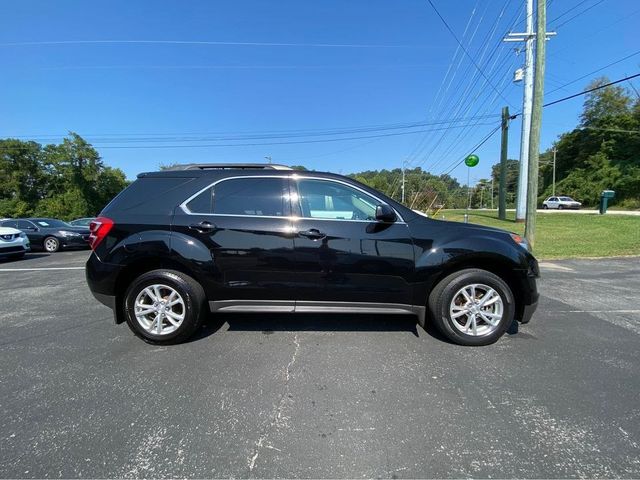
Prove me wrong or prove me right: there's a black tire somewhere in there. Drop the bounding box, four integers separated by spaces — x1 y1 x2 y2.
428 268 515 346
557 204 564 210
123 269 206 345
43 236 60 253
542 204 548 209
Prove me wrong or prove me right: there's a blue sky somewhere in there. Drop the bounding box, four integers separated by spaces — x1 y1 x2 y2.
1 0 638 185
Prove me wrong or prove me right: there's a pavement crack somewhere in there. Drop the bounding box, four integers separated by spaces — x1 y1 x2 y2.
247 333 300 474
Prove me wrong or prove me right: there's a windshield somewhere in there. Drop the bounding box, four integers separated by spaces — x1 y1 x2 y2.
559 197 574 201
34 219 72 228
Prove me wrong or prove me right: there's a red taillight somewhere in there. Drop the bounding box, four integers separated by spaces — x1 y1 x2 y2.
88 216 114 250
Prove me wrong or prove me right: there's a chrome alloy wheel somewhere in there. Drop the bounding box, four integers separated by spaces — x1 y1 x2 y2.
134 284 186 335
449 283 504 337
44 237 59 252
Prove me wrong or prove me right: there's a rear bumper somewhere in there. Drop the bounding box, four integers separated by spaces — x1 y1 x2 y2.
86 253 124 323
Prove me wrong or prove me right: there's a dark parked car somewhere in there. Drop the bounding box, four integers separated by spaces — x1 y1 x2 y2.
69 217 96 227
86 163 539 346
1 218 90 253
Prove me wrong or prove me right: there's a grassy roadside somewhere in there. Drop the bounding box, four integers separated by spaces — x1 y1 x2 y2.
432 209 640 259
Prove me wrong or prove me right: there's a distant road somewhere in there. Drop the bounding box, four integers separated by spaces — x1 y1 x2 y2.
452 208 640 216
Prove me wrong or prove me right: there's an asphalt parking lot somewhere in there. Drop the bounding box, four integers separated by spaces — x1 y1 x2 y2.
1 251 639 478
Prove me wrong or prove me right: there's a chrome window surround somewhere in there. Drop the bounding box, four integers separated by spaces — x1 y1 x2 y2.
179 175 406 224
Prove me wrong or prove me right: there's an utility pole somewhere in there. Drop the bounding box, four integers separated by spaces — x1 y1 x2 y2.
491 178 494 210
504 0 555 223
525 0 547 249
265 156 272 164
401 159 406 204
498 106 510 220
552 146 557 196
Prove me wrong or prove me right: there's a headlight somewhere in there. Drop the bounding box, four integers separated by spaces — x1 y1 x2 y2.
59 230 80 237
510 233 530 251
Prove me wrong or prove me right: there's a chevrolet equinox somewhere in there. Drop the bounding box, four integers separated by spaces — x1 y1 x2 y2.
86 163 539 346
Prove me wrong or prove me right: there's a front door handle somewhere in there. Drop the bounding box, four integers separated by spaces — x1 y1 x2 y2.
298 228 326 240
189 221 215 233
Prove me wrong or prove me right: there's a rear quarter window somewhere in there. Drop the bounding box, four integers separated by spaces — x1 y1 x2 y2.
102 176 198 214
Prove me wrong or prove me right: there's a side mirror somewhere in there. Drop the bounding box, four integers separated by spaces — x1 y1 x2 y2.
375 204 397 223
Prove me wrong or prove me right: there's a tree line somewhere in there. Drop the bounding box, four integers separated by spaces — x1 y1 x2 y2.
0 133 128 220
1 77 637 219
349 78 640 210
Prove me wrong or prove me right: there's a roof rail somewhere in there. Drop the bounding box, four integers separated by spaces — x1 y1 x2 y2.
167 163 293 171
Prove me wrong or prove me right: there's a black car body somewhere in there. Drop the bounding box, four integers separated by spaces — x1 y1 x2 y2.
1 218 90 253
69 217 96 227
86 164 539 346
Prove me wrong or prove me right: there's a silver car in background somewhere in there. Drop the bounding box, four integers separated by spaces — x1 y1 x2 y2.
542 196 582 210
0 226 30 260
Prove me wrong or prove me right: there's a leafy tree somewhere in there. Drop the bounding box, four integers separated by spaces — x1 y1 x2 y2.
0 133 128 220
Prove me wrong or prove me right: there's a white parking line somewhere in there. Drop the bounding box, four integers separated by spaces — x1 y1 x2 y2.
0 267 85 272
553 309 640 314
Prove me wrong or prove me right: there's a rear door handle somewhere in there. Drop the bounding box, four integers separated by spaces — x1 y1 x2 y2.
298 228 326 240
189 221 215 233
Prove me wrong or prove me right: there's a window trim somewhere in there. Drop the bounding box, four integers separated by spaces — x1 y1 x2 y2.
179 175 405 223
291 177 405 223
180 175 292 218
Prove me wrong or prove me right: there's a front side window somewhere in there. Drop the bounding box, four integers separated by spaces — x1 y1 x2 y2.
17 220 36 229
185 177 288 217
296 179 381 221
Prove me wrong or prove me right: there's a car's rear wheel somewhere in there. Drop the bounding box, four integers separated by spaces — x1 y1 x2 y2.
428 269 515 346
43 236 60 253
123 269 206 344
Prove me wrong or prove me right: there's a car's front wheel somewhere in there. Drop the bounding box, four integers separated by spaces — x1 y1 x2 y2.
542 204 548 209
428 269 515 346
123 269 206 344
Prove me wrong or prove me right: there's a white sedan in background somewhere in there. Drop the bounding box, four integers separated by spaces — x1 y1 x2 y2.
0 226 30 260
542 196 582 210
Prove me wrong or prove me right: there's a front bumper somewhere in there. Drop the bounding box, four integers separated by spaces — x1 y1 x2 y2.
0 240 30 257
61 235 90 248
520 294 539 324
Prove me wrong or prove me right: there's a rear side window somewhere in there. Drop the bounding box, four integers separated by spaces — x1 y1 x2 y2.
102 176 197 214
1 220 17 228
185 177 288 217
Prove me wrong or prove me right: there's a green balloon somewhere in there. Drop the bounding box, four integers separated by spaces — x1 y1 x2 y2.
465 154 479 167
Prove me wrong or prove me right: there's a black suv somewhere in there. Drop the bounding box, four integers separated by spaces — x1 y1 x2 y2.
86 164 539 346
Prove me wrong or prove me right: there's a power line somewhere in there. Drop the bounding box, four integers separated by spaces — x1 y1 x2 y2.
0 39 432 49
440 125 503 176
541 73 640 109
546 50 640 95
426 0 514 108
548 0 594 24
0 122 499 150
552 0 606 29
3 114 500 142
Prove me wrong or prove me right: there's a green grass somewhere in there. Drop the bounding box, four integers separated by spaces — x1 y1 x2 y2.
433 210 640 259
